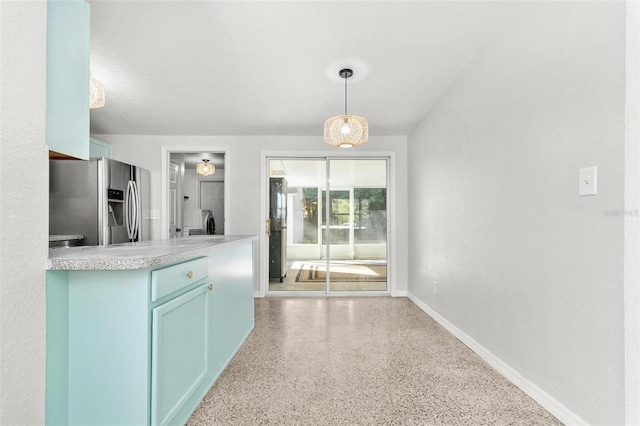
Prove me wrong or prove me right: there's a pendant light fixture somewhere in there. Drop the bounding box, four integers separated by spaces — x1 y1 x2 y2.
196 159 215 176
89 75 105 109
324 68 368 148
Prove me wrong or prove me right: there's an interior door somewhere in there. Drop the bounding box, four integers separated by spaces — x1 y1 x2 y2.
169 161 179 238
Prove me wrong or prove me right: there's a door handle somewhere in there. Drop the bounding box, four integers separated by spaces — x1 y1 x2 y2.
266 218 271 237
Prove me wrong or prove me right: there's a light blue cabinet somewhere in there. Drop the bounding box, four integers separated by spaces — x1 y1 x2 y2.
152 284 209 426
208 241 255 377
89 138 111 158
46 0 90 159
159 242 256 425
46 240 255 426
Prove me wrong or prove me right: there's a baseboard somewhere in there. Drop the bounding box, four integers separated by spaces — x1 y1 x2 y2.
392 290 408 297
407 292 588 426
254 290 263 298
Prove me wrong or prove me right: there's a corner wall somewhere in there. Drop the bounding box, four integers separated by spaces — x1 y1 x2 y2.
0 1 48 424
407 2 626 424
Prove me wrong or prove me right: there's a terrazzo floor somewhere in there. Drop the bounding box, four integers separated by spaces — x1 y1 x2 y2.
187 297 563 425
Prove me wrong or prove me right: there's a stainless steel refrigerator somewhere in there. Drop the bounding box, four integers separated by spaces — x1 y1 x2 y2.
49 157 151 246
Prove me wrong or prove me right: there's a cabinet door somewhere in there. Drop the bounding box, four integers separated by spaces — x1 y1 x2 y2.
46 0 90 159
152 284 209 426
89 137 111 158
208 241 255 379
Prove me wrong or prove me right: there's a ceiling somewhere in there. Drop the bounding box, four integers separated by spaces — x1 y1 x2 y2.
88 1 526 137
171 152 226 170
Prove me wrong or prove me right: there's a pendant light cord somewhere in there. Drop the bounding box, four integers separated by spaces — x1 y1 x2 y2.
344 74 348 115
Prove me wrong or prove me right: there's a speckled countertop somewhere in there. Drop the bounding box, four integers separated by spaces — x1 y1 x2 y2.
49 234 84 242
47 235 257 271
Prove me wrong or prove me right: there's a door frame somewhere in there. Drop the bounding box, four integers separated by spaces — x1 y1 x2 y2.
168 159 180 238
161 146 230 239
259 151 398 297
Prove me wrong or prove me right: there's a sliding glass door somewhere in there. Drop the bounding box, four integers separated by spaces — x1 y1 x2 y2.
267 157 388 294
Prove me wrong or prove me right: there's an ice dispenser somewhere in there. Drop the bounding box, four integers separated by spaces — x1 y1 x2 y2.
107 189 124 227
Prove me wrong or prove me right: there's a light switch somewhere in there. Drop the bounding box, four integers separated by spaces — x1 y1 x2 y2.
146 210 160 219
579 166 597 196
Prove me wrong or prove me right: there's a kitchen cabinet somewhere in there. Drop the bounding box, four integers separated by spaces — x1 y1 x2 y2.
46 0 90 160
89 138 111 158
152 284 209 426
45 238 255 426
208 241 255 377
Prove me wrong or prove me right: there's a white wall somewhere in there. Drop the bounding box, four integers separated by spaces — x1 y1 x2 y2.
92 134 408 294
0 1 48 424
407 2 626 425
625 2 640 424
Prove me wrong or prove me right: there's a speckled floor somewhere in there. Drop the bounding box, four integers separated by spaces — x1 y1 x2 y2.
187 298 563 425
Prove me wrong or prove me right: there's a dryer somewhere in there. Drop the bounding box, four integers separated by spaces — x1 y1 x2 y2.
202 210 216 235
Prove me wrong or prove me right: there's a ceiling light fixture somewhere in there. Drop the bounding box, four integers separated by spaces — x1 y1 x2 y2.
89 76 105 109
324 68 368 148
196 159 215 176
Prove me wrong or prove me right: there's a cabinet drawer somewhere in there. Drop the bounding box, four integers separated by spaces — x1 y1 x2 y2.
151 257 208 301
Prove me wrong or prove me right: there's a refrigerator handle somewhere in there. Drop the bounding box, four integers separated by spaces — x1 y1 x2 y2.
125 180 136 241
132 180 141 240
125 180 131 240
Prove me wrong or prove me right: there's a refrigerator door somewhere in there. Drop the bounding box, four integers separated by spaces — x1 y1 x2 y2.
134 166 151 241
49 159 99 245
102 158 132 244
125 180 139 240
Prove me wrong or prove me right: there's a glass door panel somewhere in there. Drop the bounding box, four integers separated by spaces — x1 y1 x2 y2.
267 157 387 293
322 190 350 246
268 159 326 292
327 159 387 292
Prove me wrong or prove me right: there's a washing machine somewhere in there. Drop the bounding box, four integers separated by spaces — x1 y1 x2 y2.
202 210 216 235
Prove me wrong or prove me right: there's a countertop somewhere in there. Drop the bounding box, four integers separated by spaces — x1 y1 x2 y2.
49 234 84 242
46 235 257 271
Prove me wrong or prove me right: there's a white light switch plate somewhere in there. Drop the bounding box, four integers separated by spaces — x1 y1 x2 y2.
579 166 597 196
146 210 160 219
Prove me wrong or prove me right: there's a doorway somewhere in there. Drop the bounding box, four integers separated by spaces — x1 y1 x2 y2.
266 157 389 295
161 147 229 239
